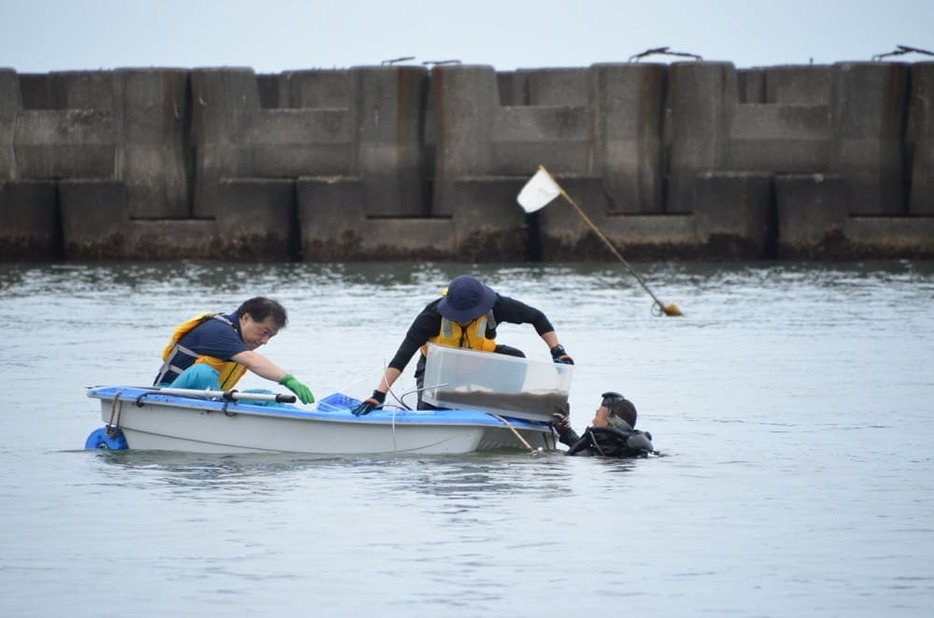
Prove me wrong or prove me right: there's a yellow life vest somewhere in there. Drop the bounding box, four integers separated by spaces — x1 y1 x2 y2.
421 311 497 355
156 312 248 389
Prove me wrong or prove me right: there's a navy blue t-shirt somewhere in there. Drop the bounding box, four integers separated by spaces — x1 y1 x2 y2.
156 311 249 383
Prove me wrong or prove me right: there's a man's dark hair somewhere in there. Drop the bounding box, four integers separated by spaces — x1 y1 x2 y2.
238 297 287 328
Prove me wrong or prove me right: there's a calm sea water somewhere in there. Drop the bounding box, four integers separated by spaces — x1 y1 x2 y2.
1 260 932 617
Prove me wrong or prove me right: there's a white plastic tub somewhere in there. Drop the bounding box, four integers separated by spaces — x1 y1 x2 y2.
421 343 574 422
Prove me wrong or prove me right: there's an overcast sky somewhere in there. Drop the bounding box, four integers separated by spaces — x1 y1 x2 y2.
2 0 932 73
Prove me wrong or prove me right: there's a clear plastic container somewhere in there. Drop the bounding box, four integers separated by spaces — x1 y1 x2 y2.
421 343 574 422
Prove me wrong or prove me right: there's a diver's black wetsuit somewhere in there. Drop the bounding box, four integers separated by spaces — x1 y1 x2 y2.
558 426 655 458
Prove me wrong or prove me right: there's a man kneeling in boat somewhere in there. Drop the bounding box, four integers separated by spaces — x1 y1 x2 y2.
154 297 315 404
351 274 573 415
551 392 654 457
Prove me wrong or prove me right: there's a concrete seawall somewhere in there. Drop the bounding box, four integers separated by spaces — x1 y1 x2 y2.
1 61 932 262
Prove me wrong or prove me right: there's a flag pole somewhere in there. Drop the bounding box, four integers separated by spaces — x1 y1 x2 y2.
537 166 682 317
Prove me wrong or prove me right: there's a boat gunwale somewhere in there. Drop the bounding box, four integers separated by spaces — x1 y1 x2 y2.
87 386 554 430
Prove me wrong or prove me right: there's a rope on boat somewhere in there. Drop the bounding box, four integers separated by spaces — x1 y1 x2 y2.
398 381 543 456
398 381 449 410
489 413 543 456
370 371 542 456
107 393 123 437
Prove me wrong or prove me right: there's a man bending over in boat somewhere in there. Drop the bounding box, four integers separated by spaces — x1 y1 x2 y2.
153 297 315 404
351 274 573 415
551 392 655 457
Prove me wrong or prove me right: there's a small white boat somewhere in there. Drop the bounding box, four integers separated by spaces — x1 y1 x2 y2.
84 386 558 456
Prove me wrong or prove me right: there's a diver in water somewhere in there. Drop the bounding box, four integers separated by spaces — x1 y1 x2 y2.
551 391 655 457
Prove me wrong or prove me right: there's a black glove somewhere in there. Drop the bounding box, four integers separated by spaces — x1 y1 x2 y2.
550 404 572 434
351 390 386 416
550 344 574 365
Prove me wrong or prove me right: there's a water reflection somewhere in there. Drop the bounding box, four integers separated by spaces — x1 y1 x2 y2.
401 454 572 500
88 450 336 498
86 448 599 506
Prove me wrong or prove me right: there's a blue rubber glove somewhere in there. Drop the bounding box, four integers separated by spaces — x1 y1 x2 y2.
279 374 315 404
550 344 574 365
352 390 386 416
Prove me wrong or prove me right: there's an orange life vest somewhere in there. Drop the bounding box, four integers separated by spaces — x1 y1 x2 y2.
420 312 497 356
155 312 248 388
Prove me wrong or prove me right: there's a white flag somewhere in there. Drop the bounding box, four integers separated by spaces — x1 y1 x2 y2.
517 167 562 213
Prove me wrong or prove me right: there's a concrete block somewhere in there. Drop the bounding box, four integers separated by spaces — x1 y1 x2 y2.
256 74 280 109
359 217 456 260
830 62 910 215
775 173 848 257
279 70 352 108
693 171 774 258
124 219 219 259
215 178 296 261
591 63 665 214
60 179 221 260
244 109 353 176
496 72 527 106
191 68 262 218
667 62 738 213
763 65 832 104
535 175 694 260
58 179 129 259
431 65 499 213
493 105 592 140
18 71 114 111
592 214 697 260
351 66 429 217
524 68 591 106
0 180 58 259
738 68 766 103
18 75 55 110
297 175 454 260
447 177 527 261
537 175 610 259
728 104 831 172
908 63 934 215
191 68 261 136
491 106 593 174
844 216 934 258
0 70 19 180
730 104 831 140
55 71 115 110
192 68 364 221
539 174 696 260
297 175 366 260
14 109 116 179
113 69 190 219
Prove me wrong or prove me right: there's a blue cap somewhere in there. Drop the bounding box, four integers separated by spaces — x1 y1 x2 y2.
438 275 497 322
